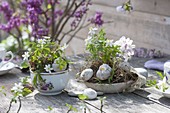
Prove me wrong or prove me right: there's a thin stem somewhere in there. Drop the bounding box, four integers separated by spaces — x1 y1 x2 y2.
6 100 13 113
54 1 84 41
9 0 24 52
17 97 21 113
84 101 107 113
39 17 46 26
59 12 87 43
52 0 74 41
66 109 71 113
66 23 90 44
16 26 23 49
100 100 103 113
9 0 16 11
84 107 86 113
8 32 21 50
51 4 55 39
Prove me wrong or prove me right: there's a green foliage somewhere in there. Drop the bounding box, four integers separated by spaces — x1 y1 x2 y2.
22 38 68 73
22 88 32 97
54 57 68 70
108 69 115 83
32 72 43 88
66 103 78 112
78 94 88 100
146 80 157 87
47 106 53 111
123 0 133 12
21 61 29 69
86 29 121 64
0 86 6 96
156 71 165 80
146 71 169 92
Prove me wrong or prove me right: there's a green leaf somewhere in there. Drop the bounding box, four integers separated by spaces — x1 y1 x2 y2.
155 85 159 89
47 106 53 111
23 88 32 93
146 80 157 87
3 92 6 96
156 71 165 80
78 94 88 100
66 103 78 112
21 61 29 68
1 86 5 89
33 74 37 87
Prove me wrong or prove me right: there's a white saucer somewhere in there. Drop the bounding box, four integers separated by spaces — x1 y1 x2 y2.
0 62 16 75
162 88 170 98
154 86 170 98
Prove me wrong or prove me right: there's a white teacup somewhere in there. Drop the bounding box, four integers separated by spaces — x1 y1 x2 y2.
0 47 14 68
164 62 170 85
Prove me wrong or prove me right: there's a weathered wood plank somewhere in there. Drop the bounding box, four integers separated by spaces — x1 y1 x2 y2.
1 56 170 113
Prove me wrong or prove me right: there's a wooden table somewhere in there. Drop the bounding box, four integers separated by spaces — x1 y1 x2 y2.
0 56 170 113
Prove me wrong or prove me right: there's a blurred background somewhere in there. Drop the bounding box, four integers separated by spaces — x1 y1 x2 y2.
0 0 170 55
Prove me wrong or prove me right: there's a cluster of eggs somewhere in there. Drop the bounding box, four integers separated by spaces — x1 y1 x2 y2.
80 64 112 81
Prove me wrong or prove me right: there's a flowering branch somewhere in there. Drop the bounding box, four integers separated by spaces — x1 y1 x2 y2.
54 0 85 42
0 0 105 53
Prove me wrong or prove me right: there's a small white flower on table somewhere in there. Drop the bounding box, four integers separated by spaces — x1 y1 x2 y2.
44 64 53 73
22 52 30 61
11 83 24 93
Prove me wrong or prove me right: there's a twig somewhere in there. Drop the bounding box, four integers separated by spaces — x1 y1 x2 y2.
54 0 84 41
8 32 22 51
59 13 87 43
84 101 107 113
17 97 22 113
6 100 13 113
51 3 55 38
66 109 71 113
52 0 74 41
66 23 90 44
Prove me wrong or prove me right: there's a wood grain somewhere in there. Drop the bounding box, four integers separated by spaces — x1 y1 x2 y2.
1 56 170 113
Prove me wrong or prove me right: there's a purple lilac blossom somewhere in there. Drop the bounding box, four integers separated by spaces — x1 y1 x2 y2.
71 3 89 29
55 9 63 17
22 0 49 37
0 15 23 32
47 0 60 4
0 1 13 21
89 12 104 26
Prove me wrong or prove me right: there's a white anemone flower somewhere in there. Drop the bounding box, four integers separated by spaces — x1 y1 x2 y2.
20 77 32 84
60 43 68 51
11 83 24 93
88 27 98 36
114 36 135 61
22 31 29 39
106 40 114 47
22 52 30 61
85 35 93 45
38 39 46 45
44 64 53 73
